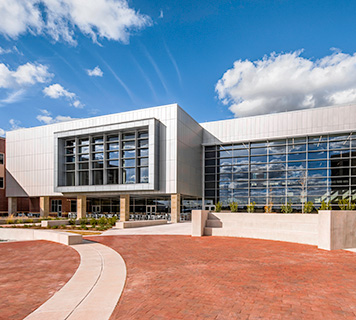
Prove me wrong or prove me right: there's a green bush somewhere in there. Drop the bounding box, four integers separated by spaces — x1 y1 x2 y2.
247 202 256 213
69 219 76 225
338 199 355 210
79 218 88 225
281 202 293 214
90 218 98 227
98 216 108 226
304 201 314 213
215 202 222 212
27 219 33 223
108 217 117 226
319 200 331 211
51 225 59 229
229 202 238 213
7 219 14 224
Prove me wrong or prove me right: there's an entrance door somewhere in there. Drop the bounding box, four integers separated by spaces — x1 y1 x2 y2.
146 205 157 215
92 205 101 214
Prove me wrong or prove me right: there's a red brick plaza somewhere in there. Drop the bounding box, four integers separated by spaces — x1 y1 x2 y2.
87 235 356 320
0 240 80 320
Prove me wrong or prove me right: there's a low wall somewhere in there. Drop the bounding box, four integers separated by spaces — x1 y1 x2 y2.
0 228 82 245
192 210 356 250
116 219 167 229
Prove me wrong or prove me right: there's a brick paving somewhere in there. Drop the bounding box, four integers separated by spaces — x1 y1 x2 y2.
0 240 80 320
87 235 356 320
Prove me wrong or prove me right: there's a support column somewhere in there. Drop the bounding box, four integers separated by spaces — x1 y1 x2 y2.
171 194 181 223
8 197 17 216
120 194 130 221
40 196 50 217
77 195 87 220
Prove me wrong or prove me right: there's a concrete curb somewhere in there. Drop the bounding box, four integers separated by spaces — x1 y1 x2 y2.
24 241 127 320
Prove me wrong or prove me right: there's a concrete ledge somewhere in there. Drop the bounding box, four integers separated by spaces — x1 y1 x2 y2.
0 228 82 245
41 220 70 227
192 210 209 236
116 219 167 229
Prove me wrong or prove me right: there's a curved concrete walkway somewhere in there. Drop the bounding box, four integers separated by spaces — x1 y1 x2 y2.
25 241 126 320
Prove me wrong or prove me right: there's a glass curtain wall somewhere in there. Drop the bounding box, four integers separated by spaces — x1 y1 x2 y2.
204 132 356 210
63 128 149 186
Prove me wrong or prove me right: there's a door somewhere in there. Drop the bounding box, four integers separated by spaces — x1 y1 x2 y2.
92 205 101 214
146 205 157 215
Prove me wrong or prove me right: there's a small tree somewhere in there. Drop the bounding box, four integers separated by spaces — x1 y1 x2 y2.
319 200 331 211
229 202 238 213
304 201 314 214
247 202 256 213
281 202 293 213
215 201 222 212
338 199 355 210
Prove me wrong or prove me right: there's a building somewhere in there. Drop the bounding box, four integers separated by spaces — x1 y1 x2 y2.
5 103 356 220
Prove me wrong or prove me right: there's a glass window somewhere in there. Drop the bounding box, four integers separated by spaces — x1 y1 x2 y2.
268 145 286 154
79 171 89 185
139 131 148 138
139 149 148 157
107 135 118 141
250 172 267 180
250 147 267 156
219 150 232 158
107 169 118 184
108 160 119 168
288 153 306 161
108 151 119 159
79 146 89 153
123 132 135 140
308 169 328 178
66 140 75 147
66 148 75 155
79 154 89 161
288 144 306 153
79 138 89 145
66 172 75 186
92 161 104 169
70 200 77 212
139 158 148 166
139 139 148 148
107 143 119 150
93 170 103 185
269 171 286 179
92 153 103 161
123 159 135 167
269 154 286 162
268 140 286 146
93 144 104 152
308 151 327 160
122 150 135 158
123 168 136 184
66 164 75 171
269 163 286 171
139 167 149 183
308 160 327 168
0 177 4 188
232 149 248 157
92 136 103 144
308 142 327 151
123 141 135 149
233 172 249 180
79 163 89 170
66 156 75 163
205 151 215 159
251 155 267 163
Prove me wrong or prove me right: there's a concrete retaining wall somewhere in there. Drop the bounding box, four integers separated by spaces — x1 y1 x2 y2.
192 210 356 250
0 228 82 245
116 219 167 229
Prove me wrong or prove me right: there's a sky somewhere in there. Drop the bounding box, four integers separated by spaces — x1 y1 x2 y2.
1 0 356 136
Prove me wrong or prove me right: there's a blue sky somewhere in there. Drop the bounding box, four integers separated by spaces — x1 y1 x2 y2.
1 0 356 135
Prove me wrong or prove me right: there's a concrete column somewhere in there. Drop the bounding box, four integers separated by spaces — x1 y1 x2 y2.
77 195 87 220
171 194 181 223
8 197 17 216
120 194 130 221
39 196 50 217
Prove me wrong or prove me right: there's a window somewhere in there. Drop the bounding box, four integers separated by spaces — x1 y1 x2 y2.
0 177 3 188
51 200 62 213
70 200 77 212
0 153 3 165
63 129 149 186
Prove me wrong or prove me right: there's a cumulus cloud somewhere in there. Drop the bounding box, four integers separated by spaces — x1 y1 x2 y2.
43 83 84 108
9 119 22 130
0 128 5 136
87 66 103 77
216 50 356 117
36 109 75 124
0 62 52 89
0 0 152 45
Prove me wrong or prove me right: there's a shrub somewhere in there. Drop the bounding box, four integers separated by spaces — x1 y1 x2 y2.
215 202 222 212
7 219 14 224
90 218 98 227
51 225 59 229
108 217 117 226
304 201 314 213
319 200 331 211
338 199 355 210
264 202 273 213
281 202 293 213
98 216 107 227
247 202 256 213
79 218 88 225
69 219 76 225
229 202 238 213
27 219 33 223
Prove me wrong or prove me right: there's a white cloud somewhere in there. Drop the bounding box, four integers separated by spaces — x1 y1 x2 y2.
9 119 22 130
0 62 52 89
43 83 84 108
0 128 5 137
159 10 164 19
36 109 75 124
216 50 356 117
0 46 22 55
87 66 103 77
0 0 152 45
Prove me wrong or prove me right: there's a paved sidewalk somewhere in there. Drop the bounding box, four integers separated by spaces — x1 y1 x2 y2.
25 241 126 320
87 235 356 320
101 221 191 236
